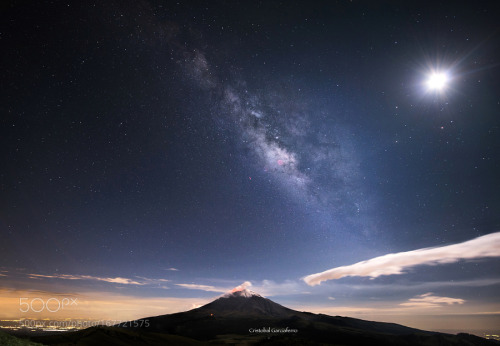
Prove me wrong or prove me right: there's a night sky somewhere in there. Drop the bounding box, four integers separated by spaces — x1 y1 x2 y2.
1 0 500 336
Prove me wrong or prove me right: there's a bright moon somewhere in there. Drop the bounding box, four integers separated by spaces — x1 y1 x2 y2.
426 72 449 91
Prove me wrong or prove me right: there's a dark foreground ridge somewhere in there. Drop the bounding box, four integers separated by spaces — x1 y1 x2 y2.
27 288 497 345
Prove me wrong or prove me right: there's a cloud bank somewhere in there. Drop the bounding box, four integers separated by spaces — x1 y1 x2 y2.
174 279 308 297
175 281 253 294
175 283 227 293
304 232 500 286
27 273 168 286
400 293 465 308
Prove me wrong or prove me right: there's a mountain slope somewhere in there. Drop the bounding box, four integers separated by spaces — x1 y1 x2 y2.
134 288 496 345
0 330 45 346
30 326 204 346
198 289 297 318
139 289 426 337
30 288 498 345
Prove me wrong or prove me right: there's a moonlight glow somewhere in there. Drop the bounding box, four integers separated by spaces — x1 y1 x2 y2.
426 71 449 91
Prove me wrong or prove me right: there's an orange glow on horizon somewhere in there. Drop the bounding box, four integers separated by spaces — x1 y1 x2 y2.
0 288 210 321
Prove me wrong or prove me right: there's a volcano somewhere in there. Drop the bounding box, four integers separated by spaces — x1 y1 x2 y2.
131 288 304 339
31 287 496 345
197 288 297 318
122 287 494 345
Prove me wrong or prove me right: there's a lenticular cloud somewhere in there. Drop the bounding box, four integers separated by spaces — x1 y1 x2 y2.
303 232 500 286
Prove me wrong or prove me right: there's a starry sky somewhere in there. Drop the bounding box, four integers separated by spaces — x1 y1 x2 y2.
1 0 500 336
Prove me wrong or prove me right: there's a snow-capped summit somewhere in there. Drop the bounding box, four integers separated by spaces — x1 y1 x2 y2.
219 281 262 299
222 288 262 299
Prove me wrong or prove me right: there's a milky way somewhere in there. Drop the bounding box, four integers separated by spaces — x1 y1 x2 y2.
163 27 368 232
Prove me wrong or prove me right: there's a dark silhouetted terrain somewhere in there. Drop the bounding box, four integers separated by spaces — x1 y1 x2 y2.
27 289 498 345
